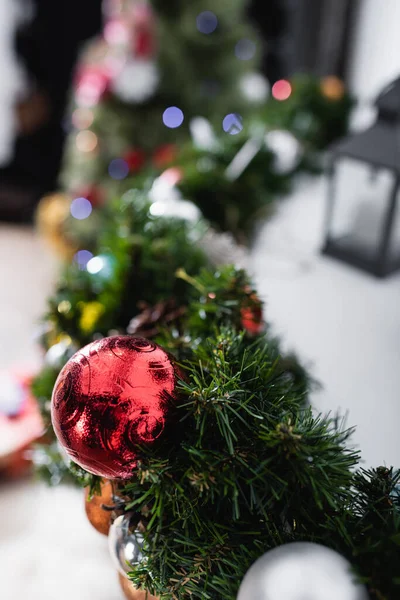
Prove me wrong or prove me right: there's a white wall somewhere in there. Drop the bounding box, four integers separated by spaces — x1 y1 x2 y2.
349 0 400 102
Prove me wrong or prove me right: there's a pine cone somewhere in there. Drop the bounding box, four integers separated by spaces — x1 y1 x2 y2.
127 299 186 338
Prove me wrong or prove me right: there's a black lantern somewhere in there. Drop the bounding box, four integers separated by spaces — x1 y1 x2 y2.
322 77 400 277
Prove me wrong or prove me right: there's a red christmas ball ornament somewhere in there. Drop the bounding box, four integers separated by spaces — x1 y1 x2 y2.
241 296 264 335
75 185 105 208
152 144 177 169
123 149 147 173
51 336 182 480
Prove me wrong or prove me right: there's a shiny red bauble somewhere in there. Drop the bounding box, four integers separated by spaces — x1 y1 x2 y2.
51 336 181 479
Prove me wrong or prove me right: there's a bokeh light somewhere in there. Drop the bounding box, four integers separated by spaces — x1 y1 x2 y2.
235 39 256 60
72 108 94 130
76 130 98 152
70 197 92 220
222 113 243 135
76 71 108 107
108 158 129 180
160 167 183 186
86 256 105 275
74 250 94 270
104 20 129 45
163 107 184 129
196 11 218 34
272 79 292 101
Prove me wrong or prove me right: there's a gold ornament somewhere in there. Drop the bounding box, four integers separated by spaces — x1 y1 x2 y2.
320 76 345 101
84 479 113 536
118 573 159 600
79 301 105 334
36 193 76 259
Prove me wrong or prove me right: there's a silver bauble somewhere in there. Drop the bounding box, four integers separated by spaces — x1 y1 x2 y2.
237 542 369 600
109 513 144 578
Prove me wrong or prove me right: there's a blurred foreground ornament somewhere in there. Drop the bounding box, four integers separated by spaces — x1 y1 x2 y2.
237 542 369 600
85 479 114 535
36 193 76 258
0 372 43 478
265 130 301 174
51 336 182 479
320 75 345 101
109 513 144 576
118 573 158 600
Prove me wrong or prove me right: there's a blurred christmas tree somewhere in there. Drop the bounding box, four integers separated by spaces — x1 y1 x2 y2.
60 0 263 199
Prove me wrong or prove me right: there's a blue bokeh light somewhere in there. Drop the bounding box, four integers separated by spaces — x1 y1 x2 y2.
74 250 94 270
222 113 243 135
235 38 256 60
108 158 129 180
70 197 92 220
196 11 218 34
162 106 184 129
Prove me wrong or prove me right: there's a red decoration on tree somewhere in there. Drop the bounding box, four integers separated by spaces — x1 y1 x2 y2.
241 295 264 335
152 144 177 169
131 3 157 59
75 65 111 107
51 336 181 480
123 149 147 173
75 185 105 208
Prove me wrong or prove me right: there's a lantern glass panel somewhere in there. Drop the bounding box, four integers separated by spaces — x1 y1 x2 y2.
328 159 400 263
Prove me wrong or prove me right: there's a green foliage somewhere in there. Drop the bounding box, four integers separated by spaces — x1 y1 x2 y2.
41 190 208 349
32 199 400 598
172 134 290 243
261 74 354 154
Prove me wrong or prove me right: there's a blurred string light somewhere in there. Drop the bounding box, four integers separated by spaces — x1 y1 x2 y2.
163 106 184 128
239 72 270 104
272 79 292 101
235 39 256 61
76 130 98 152
108 158 129 180
86 255 113 278
74 250 93 270
196 11 218 34
70 197 92 220
72 108 94 130
222 113 243 135
86 256 105 275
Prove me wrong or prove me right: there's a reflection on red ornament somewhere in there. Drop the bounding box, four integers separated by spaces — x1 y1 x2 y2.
51 336 182 480
153 144 177 169
272 79 292 102
241 302 263 335
123 149 147 173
